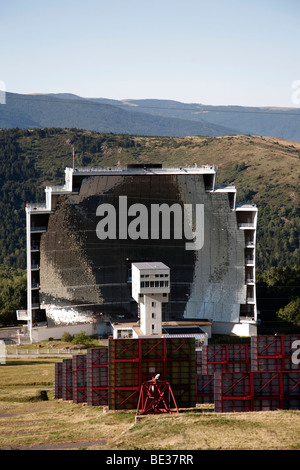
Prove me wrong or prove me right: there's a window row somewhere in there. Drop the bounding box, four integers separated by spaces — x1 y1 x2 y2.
141 274 169 278
139 293 168 298
140 280 169 288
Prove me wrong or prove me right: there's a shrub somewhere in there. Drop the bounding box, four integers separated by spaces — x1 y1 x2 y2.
71 331 90 346
61 332 73 343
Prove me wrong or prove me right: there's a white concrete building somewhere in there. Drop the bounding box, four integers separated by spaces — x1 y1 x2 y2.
131 262 170 336
21 163 258 342
112 261 209 346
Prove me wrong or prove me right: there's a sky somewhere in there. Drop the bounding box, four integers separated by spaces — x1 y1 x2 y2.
1 0 300 107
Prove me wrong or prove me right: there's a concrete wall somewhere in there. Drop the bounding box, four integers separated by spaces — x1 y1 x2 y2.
140 294 163 335
212 321 257 337
31 322 96 342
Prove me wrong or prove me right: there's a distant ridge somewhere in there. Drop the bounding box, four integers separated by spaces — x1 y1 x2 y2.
0 92 237 137
1 92 300 141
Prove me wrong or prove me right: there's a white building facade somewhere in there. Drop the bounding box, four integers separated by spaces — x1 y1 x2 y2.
131 262 170 336
22 164 258 341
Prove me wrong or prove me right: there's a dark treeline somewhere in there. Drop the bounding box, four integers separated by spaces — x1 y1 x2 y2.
256 266 300 332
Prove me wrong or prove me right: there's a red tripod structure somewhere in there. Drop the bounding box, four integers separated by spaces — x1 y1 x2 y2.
136 376 179 415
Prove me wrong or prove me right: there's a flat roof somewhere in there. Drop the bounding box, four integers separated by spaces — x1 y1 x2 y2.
67 165 217 176
162 325 206 335
236 204 258 211
112 319 212 337
132 261 169 270
112 320 212 327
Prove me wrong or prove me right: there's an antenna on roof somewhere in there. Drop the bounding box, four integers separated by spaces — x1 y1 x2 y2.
72 147 75 170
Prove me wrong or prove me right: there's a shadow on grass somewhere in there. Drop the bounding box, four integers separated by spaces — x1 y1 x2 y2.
178 406 214 414
3 359 58 366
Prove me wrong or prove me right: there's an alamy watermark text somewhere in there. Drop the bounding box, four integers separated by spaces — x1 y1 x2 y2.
95 196 204 250
292 340 300 365
0 81 6 105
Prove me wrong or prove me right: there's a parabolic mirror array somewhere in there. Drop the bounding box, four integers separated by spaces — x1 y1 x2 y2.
26 165 257 335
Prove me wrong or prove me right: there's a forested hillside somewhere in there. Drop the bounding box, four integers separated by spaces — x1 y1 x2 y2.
0 127 299 329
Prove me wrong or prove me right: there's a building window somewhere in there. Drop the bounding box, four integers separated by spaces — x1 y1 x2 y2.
117 329 133 339
152 324 155 331
152 301 156 307
152 313 155 318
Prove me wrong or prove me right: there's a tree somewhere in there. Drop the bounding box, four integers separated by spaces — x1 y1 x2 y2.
0 265 27 326
277 298 300 327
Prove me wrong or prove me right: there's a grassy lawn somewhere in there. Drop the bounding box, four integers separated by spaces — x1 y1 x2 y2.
0 358 300 450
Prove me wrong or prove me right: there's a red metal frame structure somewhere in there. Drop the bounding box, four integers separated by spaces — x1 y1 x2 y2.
87 347 109 406
136 377 179 415
214 370 300 412
54 362 63 399
201 344 251 374
108 339 140 410
196 350 202 375
53 334 300 413
108 337 195 410
196 374 214 404
251 335 300 372
72 354 87 403
62 358 73 401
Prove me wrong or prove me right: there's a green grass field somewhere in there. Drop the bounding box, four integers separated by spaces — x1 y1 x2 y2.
0 357 300 450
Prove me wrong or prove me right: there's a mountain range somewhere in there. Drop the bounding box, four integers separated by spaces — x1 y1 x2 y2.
1 92 300 141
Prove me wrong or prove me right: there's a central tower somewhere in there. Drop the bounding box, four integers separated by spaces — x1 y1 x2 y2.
131 262 170 335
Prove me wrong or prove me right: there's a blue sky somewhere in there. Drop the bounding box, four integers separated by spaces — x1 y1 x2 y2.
1 0 300 106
